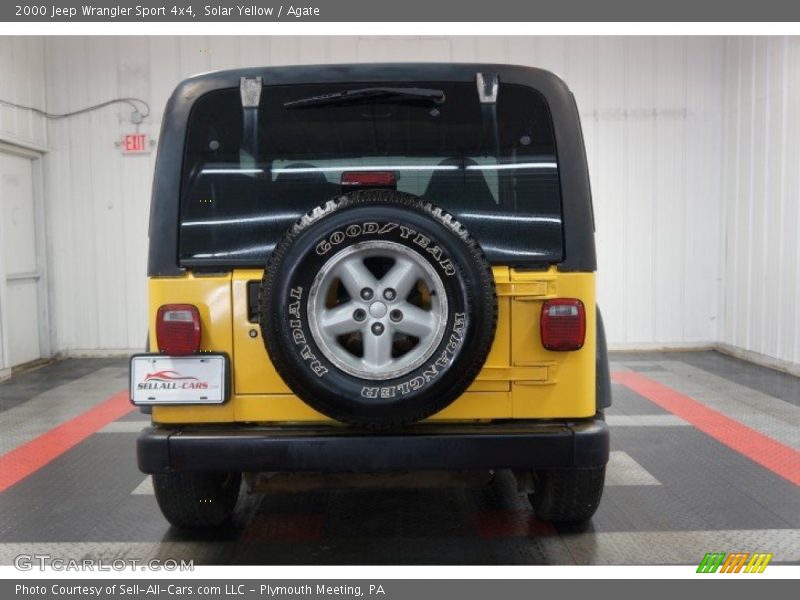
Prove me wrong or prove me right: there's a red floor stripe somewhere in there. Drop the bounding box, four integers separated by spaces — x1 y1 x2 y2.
240 514 325 542
0 390 133 493
612 371 800 486
475 510 557 538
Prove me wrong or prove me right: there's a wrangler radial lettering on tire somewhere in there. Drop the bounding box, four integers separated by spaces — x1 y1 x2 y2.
259 190 497 428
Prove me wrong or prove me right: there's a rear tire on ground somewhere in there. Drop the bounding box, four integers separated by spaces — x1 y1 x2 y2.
152 471 241 528
528 466 606 523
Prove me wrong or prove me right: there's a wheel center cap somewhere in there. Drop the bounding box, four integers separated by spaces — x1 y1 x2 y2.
369 302 387 318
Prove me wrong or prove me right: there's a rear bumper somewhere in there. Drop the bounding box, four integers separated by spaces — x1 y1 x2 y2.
137 417 609 474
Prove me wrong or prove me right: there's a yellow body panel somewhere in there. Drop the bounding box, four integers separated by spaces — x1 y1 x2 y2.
150 267 596 424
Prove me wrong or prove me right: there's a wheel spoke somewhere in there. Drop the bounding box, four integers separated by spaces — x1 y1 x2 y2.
393 303 435 338
309 240 448 380
337 258 378 299
319 303 360 336
380 257 421 300
362 326 393 369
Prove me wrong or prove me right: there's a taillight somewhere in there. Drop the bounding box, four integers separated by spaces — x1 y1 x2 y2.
341 171 397 190
541 299 586 351
156 304 201 355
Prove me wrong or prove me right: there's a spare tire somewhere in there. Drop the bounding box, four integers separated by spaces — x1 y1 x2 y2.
259 190 497 428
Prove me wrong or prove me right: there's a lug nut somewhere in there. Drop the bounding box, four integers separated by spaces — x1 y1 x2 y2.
383 288 396 301
353 308 367 322
360 288 374 300
390 309 403 322
371 323 385 336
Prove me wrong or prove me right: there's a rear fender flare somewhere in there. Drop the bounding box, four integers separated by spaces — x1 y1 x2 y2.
595 307 612 410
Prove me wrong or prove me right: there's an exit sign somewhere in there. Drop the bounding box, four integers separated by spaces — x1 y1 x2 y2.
121 133 150 154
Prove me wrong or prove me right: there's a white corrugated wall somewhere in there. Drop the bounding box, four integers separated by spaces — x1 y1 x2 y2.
0 35 793 370
720 37 800 370
0 37 47 375
0 37 47 147
38 35 729 356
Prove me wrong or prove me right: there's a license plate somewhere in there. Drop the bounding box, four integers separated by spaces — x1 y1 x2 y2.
130 354 228 405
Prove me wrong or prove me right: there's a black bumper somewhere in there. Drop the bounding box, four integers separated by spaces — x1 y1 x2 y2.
137 418 609 474
141 418 609 473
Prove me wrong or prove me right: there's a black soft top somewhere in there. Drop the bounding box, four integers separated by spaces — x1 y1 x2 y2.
148 63 596 276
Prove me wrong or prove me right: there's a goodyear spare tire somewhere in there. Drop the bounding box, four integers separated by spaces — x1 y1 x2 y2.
259 190 497 428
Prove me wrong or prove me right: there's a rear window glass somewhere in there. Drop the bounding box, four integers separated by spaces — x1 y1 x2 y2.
179 81 563 266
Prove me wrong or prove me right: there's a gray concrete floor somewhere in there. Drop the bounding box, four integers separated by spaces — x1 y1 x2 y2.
0 352 797 565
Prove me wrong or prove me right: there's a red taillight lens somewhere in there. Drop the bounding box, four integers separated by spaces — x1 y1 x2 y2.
156 304 201 355
541 299 586 351
341 170 397 189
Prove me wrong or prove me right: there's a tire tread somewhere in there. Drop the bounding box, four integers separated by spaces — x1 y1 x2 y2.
152 471 241 528
529 466 606 523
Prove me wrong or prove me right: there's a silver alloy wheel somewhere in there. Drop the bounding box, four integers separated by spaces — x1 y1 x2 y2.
308 241 448 381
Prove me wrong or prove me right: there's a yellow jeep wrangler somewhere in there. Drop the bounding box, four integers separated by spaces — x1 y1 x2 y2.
133 64 611 528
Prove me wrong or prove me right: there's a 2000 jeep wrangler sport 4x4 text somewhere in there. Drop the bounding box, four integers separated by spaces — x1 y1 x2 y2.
132 63 612 528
